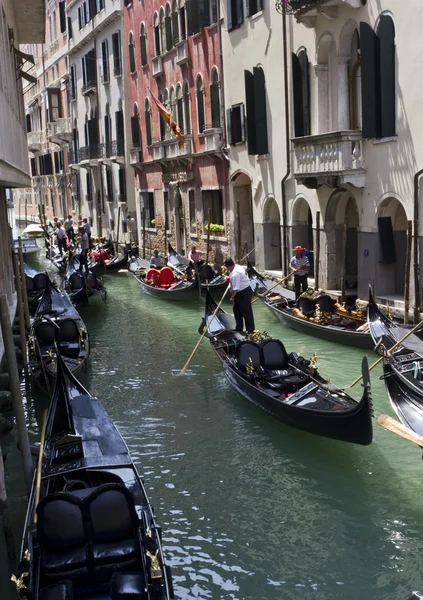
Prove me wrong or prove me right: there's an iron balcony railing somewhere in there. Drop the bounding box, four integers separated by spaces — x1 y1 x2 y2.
81 79 97 95
110 139 125 157
78 144 104 161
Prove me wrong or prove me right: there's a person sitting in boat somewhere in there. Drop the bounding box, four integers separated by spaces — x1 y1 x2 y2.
150 249 162 269
290 246 310 300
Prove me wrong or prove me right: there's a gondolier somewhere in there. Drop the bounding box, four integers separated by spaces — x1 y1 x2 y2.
291 246 310 300
64 214 74 243
224 258 255 333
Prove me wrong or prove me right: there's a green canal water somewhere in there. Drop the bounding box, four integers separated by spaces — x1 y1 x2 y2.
5 257 423 599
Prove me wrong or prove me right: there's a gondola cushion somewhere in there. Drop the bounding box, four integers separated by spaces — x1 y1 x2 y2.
58 320 79 342
159 267 175 287
316 294 334 314
36 322 57 347
198 265 214 282
235 342 262 371
40 580 74 600
146 269 160 286
261 340 289 370
69 274 84 291
110 572 147 600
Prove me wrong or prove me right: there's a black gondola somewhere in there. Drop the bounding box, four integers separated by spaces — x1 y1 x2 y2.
367 288 423 435
202 291 373 445
130 256 200 301
24 264 48 310
168 243 227 293
247 265 374 349
28 277 89 382
14 352 174 600
63 256 107 306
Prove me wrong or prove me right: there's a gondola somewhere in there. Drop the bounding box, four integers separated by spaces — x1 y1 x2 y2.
367 288 423 435
14 352 174 600
63 256 107 306
202 291 373 445
24 264 48 310
247 265 374 349
131 256 200 301
28 277 89 382
14 238 41 262
168 243 227 293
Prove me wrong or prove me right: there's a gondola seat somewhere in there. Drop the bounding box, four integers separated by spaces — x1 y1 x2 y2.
25 276 34 292
296 296 315 316
158 267 175 287
316 294 334 314
261 340 289 370
36 322 57 349
69 273 84 291
34 273 48 290
235 342 262 373
261 339 307 389
58 320 80 356
40 580 74 600
110 572 147 600
198 265 214 282
146 269 160 287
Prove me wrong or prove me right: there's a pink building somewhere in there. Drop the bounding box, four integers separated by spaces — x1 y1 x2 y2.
124 1 231 262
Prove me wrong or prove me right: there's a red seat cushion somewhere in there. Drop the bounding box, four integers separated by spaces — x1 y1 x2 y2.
146 269 160 286
159 267 175 286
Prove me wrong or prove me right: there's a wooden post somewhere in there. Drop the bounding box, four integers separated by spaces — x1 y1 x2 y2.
0 295 33 494
413 219 420 323
0 443 16 564
142 208 146 259
12 254 28 380
206 208 211 265
17 238 30 330
116 206 121 255
25 194 28 228
404 220 413 324
237 201 242 262
314 211 320 291
164 226 167 257
341 216 348 304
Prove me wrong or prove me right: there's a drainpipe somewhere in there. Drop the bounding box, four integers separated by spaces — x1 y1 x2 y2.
281 1 290 275
413 168 423 323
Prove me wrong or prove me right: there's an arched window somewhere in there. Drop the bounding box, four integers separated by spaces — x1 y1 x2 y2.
131 103 140 147
170 86 177 123
292 48 311 137
196 74 205 133
159 8 166 55
145 98 152 146
210 67 220 128
349 30 361 130
159 92 166 140
172 0 179 45
244 66 268 155
183 80 190 133
154 12 160 56
128 31 136 73
140 22 147 67
176 83 184 132
165 3 172 51
179 0 186 40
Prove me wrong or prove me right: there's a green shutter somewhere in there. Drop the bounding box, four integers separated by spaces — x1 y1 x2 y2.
360 21 381 139
211 82 220 128
226 108 232 145
379 15 396 138
244 69 256 155
140 35 147 66
146 109 152 146
253 67 268 155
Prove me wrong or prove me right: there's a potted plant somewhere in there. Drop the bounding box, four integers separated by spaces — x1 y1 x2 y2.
151 219 156 227
191 222 197 232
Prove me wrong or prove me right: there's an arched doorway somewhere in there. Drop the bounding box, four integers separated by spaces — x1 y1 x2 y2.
263 196 282 270
173 186 185 255
231 171 254 263
291 197 314 276
376 197 407 296
325 189 359 291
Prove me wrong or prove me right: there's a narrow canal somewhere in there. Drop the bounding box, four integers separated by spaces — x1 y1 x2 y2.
6 259 423 600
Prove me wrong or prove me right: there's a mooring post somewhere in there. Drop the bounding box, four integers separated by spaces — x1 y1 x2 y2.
0 442 16 565
12 254 28 380
17 238 30 330
0 295 33 494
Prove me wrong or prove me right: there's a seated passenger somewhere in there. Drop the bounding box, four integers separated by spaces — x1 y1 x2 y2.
150 249 162 269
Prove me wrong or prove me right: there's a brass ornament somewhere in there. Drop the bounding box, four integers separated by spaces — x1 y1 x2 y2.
246 357 255 375
146 550 163 579
11 573 28 590
310 352 318 370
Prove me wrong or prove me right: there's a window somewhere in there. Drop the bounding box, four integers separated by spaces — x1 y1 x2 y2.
210 0 217 23
68 16 73 39
210 67 220 128
86 171 92 201
183 81 191 133
52 11 57 40
131 104 141 147
70 64 77 100
118 168 126 200
112 31 122 76
159 93 166 140
244 66 268 155
48 89 61 122
115 107 125 151
160 8 166 55
82 48 97 87
246 0 262 17
202 189 223 228
129 32 136 73
179 0 186 40
165 4 172 51
140 191 155 226
176 83 184 132
349 31 361 130
145 98 152 146
170 86 177 123
26 114 32 133
187 0 211 35
101 39 109 83
30 157 37 176
292 49 311 137
106 169 113 199
196 74 205 133
140 23 147 66
154 13 161 56
226 103 245 145
59 2 66 34
172 0 179 45
189 189 196 233
227 0 243 31
104 104 112 156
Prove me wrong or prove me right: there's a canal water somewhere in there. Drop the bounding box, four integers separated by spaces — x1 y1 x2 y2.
5 255 423 600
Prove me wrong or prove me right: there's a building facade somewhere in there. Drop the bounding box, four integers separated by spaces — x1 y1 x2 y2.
124 0 230 262
66 0 135 241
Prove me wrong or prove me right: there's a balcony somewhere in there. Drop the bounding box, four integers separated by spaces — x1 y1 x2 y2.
118 194 126 203
176 39 188 65
152 139 165 160
202 126 222 152
164 136 193 159
109 139 125 164
78 144 104 165
292 130 366 188
130 147 143 167
152 55 163 78
286 0 366 28
48 118 72 144
81 79 97 95
27 131 43 152
68 149 77 165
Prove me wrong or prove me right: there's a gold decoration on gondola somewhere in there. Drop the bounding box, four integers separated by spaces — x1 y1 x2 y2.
310 352 318 370
246 357 256 376
246 330 271 344
314 304 322 323
146 550 163 579
11 573 28 590
23 549 30 561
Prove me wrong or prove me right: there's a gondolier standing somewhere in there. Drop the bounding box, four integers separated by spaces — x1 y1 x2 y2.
290 246 310 300
64 214 74 243
224 258 255 333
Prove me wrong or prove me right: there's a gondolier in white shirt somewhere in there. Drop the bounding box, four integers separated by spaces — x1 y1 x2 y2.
290 246 310 300
224 258 255 333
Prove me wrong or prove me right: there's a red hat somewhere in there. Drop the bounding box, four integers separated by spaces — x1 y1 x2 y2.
293 246 303 252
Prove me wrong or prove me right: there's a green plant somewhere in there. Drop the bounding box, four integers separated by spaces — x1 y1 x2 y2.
151 219 156 225
191 222 197 230
216 224 225 233
205 223 225 234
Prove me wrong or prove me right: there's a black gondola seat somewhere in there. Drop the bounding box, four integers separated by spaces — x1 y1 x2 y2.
69 273 84 291
35 322 57 349
58 320 80 356
26 276 34 292
110 572 147 600
198 265 214 282
235 342 262 373
316 294 334 314
261 339 308 390
40 580 74 600
34 273 48 290
261 339 289 371
297 296 315 316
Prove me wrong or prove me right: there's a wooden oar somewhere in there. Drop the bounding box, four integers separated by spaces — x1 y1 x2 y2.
348 320 423 389
167 262 187 278
378 414 423 447
33 409 48 525
251 267 302 304
180 284 231 374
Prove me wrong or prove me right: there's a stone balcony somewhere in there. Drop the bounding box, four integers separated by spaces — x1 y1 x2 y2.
152 139 165 160
47 118 72 145
292 130 366 188
287 0 366 28
152 55 163 78
27 131 43 152
202 126 222 152
176 39 188 65
164 136 192 159
129 146 143 167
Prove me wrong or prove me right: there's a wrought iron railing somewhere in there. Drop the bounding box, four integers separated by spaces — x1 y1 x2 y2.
78 144 104 161
110 139 125 157
81 79 97 94
275 0 321 13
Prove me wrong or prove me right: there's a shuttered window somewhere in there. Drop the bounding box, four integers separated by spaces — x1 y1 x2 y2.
140 191 155 224
68 17 72 39
140 24 147 66
244 69 256 155
253 66 268 155
59 1 66 33
131 107 141 147
184 83 191 133
129 32 136 73
145 99 152 146
210 69 220 128
227 0 243 31
112 31 122 76
196 75 205 133
176 86 184 132
246 0 263 17
101 40 109 83
119 168 127 200
292 50 311 137
186 0 199 35
379 15 396 138
172 0 179 44
165 5 172 50
26 114 31 132
227 104 245 145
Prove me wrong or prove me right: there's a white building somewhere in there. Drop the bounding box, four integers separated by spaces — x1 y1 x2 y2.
66 0 135 241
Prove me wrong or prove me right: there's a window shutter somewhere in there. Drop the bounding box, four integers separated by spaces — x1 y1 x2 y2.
360 21 381 139
211 83 220 128
68 17 73 39
226 0 232 30
116 110 124 143
140 34 147 66
240 103 245 142
165 15 172 50
226 108 232 145
131 114 140 146
303 54 311 136
186 0 193 35
129 40 135 73
59 1 66 33
146 110 152 146
199 0 210 28
236 0 244 26
379 15 396 138
177 98 184 131
211 0 217 23
54 152 60 174
244 69 256 155
26 114 31 132
292 53 304 137
253 67 268 155
246 0 250 18
78 7 82 30
102 41 108 81
197 91 205 133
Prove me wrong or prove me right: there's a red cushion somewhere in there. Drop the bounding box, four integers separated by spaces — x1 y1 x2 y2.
146 269 160 286
159 267 175 286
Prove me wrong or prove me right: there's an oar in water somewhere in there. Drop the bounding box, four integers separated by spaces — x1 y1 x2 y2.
33 410 48 525
251 267 302 305
347 319 423 389
180 284 231 374
378 414 423 447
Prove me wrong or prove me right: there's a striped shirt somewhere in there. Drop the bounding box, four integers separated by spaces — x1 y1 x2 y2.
290 256 309 276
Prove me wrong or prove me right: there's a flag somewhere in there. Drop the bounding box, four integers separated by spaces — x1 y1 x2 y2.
149 88 186 147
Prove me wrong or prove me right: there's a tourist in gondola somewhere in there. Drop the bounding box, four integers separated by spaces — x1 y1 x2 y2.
64 213 74 243
79 225 89 274
224 257 255 333
150 248 162 268
290 245 310 300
